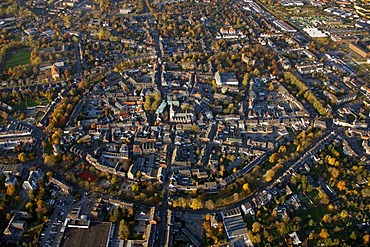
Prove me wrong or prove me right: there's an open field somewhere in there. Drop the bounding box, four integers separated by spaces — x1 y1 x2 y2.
4 49 31 69
17 98 49 110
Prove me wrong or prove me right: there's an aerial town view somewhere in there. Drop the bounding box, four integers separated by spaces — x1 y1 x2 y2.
0 0 370 246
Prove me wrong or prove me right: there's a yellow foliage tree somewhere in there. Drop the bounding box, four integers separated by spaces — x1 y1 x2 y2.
337 181 346 191
327 204 334 211
25 202 33 210
205 200 215 210
363 234 370 245
252 222 262 233
6 184 16 197
190 198 203 210
205 213 211 221
269 153 278 164
243 183 250 192
18 152 26 162
322 214 331 223
265 169 275 182
278 146 286 153
330 168 340 179
327 156 336 166
319 228 329 239
340 210 349 219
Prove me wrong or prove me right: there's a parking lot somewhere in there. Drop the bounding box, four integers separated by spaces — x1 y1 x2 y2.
39 193 75 247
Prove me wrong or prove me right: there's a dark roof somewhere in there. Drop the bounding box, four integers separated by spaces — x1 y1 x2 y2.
61 222 112 247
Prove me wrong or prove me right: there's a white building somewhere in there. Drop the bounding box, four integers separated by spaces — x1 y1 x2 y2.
214 71 239 86
22 169 45 190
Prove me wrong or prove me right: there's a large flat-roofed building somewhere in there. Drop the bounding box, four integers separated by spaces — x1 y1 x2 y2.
215 71 239 86
61 221 112 247
223 215 248 239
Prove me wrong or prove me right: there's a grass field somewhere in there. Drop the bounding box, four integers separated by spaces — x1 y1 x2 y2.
44 140 53 155
4 49 31 69
17 98 50 110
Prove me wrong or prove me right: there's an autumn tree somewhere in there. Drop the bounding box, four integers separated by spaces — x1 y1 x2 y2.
318 190 330 205
243 183 250 193
190 198 203 210
6 184 16 197
269 153 278 163
337 181 346 191
18 152 26 162
319 228 329 239
265 169 275 182
252 222 261 233
340 210 348 219
119 220 130 240
322 214 331 223
205 200 215 210
330 168 340 179
363 234 370 245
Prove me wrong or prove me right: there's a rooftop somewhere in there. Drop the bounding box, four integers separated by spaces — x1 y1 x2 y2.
61 222 112 247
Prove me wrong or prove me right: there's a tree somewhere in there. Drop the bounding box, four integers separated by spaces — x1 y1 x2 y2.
268 82 274 91
319 190 330 205
233 193 239 201
322 214 331 223
265 169 275 182
243 183 250 192
110 208 123 222
319 228 329 239
46 171 53 177
6 184 16 197
18 152 26 162
64 69 71 80
330 168 339 179
252 233 261 244
361 188 370 198
278 146 286 153
252 222 261 233
119 220 130 240
131 183 139 192
308 219 315 226
252 68 260 76
90 122 97 129
337 181 346 191
190 198 203 210
44 154 56 165
205 200 215 210
363 234 370 245
98 29 105 40
242 72 250 86
327 156 336 166
205 213 211 221
269 153 278 163
340 210 348 219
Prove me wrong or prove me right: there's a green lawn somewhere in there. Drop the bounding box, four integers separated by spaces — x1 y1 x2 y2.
4 49 31 69
17 98 49 110
44 140 53 155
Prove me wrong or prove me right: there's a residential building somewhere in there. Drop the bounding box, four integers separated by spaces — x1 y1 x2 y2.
22 169 45 190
